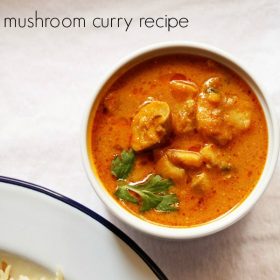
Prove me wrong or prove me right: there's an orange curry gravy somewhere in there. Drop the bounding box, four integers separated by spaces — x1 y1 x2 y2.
88 55 268 227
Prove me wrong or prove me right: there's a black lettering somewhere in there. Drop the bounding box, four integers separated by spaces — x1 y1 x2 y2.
27 17 34 28
93 18 101 28
62 17 72 28
139 17 145 27
145 17 154 28
73 17 86 28
179 17 188 28
34 10 44 27
123 17 133 32
101 18 110 28
50 18 60 28
167 17 178 31
4 17 17 28
155 17 164 28
18 18 26 28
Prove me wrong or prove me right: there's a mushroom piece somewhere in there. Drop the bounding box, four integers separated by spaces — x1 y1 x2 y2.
131 101 171 152
191 172 210 192
196 92 227 144
196 78 223 141
170 80 199 95
167 149 203 168
171 99 196 135
197 77 227 142
202 77 222 95
200 144 218 166
224 110 251 130
155 154 185 180
200 144 231 171
197 77 251 145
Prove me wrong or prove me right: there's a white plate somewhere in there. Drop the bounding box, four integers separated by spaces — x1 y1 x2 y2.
0 176 166 280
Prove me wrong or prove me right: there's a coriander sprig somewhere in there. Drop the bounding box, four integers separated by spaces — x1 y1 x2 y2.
115 174 179 212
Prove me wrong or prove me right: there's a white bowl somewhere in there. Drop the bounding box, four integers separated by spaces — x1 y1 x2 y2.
0 176 165 279
82 42 279 239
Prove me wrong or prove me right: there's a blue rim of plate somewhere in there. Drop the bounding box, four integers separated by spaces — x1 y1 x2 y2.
0 176 167 280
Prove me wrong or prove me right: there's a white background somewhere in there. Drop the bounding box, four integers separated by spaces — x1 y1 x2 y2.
0 0 279 279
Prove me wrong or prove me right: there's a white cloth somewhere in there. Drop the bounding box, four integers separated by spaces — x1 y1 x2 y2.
0 0 279 279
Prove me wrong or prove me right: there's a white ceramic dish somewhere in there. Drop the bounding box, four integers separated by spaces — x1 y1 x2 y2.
82 41 279 239
0 176 166 280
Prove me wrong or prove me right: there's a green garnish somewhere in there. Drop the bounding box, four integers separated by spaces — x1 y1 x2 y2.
111 149 135 179
115 174 179 212
156 194 179 212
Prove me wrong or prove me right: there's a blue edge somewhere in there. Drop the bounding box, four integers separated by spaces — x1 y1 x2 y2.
0 176 167 280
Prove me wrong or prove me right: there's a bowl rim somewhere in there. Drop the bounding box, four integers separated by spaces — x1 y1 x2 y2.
81 41 279 239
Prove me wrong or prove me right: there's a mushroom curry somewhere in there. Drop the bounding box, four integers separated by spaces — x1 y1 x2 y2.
88 55 268 227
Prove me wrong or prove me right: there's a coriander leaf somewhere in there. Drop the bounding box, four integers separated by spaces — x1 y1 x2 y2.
139 191 162 212
115 186 138 204
114 174 179 212
136 175 173 193
111 149 135 179
156 194 179 212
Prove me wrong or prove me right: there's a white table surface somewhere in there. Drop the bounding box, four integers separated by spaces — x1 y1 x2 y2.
0 0 279 279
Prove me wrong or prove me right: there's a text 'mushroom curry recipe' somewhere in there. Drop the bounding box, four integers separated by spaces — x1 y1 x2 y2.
88 55 268 227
